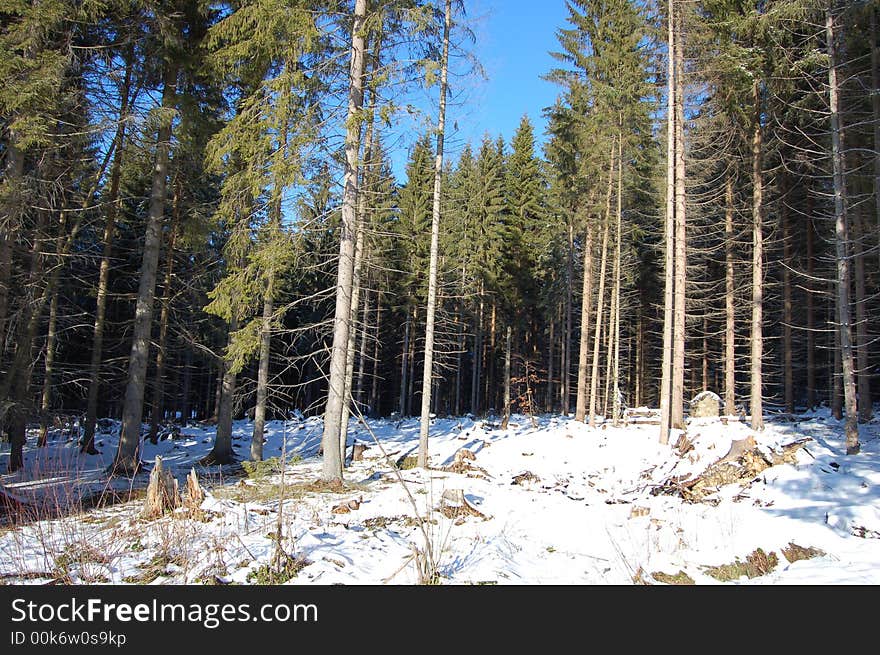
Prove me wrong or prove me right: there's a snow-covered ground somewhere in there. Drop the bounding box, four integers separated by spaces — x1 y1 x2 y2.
1 408 879 584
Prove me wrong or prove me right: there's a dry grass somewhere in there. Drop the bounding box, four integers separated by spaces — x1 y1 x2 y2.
703 548 778 581
652 570 695 585
781 542 825 563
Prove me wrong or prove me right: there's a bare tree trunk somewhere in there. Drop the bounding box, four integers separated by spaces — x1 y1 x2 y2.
547 314 555 412
400 309 410 416
321 0 367 481
36 290 59 448
635 301 643 407
659 0 676 444
204 318 239 465
369 291 382 416
782 179 793 413
418 0 451 467
149 195 179 445
180 346 193 425
501 325 511 429
853 205 871 422
612 137 623 426
471 288 483 414
575 222 594 422
827 8 859 454
251 273 274 462
871 8 880 271
113 64 178 474
82 42 133 454
749 80 764 432
671 18 687 431
454 300 463 415
4 204 51 471
589 152 615 427
562 219 573 415
356 287 371 409
0 140 24 354
806 199 816 409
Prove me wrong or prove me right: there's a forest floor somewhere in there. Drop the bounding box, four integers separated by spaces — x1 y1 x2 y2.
1 407 879 584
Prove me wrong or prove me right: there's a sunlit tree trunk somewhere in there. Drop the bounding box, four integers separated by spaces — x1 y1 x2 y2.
113 63 178 474
321 0 367 481
418 0 451 468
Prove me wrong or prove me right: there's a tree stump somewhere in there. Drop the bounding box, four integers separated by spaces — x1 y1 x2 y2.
183 468 204 511
690 391 721 419
143 456 180 519
352 443 367 462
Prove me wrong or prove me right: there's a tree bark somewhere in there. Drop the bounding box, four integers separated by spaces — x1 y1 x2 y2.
671 16 687 431
416 0 450 465
853 204 871 422
501 325 512 429
112 63 178 475
204 319 238 465
827 8 859 454
36 290 59 448
806 196 816 410
589 151 615 427
562 217 573 415
871 8 880 272
659 0 676 444
574 221 593 422
782 178 793 414
320 0 367 481
750 80 764 432
148 196 179 445
611 137 623 426
82 41 133 454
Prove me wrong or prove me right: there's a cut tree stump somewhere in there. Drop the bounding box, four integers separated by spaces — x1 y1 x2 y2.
439 489 486 520
352 443 367 462
143 456 180 519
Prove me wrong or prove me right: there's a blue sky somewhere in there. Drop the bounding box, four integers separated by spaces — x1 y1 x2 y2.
389 0 571 180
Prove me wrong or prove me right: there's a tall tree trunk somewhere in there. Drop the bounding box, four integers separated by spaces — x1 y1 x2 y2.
671 18 687 431
369 291 382 416
36 290 59 448
471 289 483 414
148 193 179 444
853 204 871 422
827 7 859 454
635 300 643 407
180 345 193 425
871 8 880 271
589 152 615 427
82 41 133 454
204 318 239 465
562 218 573 415
782 179 793 413
112 64 178 474
501 325 512 429
611 137 623 426
418 0 450 467
575 222 594 422
356 287 371 409
750 80 764 432
547 314 555 412
659 0 676 444
320 0 367 481
3 202 51 471
724 169 735 416
400 309 411 416
806 197 816 409
251 271 274 462
0 140 24 354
